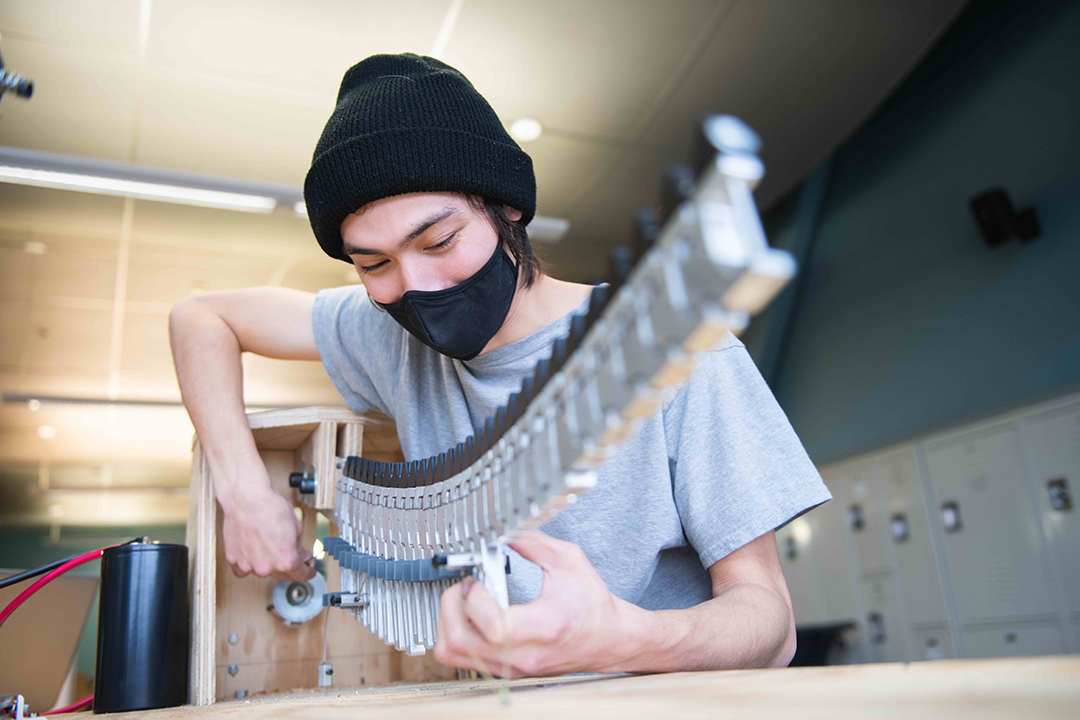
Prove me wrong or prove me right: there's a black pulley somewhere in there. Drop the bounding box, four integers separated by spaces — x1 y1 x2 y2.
94 542 189 713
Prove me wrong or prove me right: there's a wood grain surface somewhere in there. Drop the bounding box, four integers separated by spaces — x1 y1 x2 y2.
109 655 1080 720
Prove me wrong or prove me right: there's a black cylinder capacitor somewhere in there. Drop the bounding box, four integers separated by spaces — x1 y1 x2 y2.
94 542 189 713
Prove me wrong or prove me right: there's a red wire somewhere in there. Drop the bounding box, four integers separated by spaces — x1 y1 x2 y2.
0 546 113 630
0 545 118 715
41 694 93 715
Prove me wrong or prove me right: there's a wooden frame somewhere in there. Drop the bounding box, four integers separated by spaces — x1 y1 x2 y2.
184 406 453 705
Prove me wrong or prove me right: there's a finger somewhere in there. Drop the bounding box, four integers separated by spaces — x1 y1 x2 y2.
289 559 317 581
508 530 574 569
462 580 511 646
436 581 490 665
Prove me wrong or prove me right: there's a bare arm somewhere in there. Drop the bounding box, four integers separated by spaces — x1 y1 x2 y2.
437 530 796 675
169 287 321 581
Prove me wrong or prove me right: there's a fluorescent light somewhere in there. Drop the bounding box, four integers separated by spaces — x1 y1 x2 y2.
509 117 543 143
526 215 570 242
0 164 278 213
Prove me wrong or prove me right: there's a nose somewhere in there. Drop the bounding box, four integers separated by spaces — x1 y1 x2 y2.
396 259 446 298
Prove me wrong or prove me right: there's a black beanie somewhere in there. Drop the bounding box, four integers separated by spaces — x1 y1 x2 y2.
304 53 537 263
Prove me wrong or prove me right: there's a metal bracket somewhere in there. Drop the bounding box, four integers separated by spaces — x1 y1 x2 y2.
437 543 510 609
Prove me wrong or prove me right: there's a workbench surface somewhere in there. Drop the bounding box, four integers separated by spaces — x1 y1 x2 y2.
114 655 1079 719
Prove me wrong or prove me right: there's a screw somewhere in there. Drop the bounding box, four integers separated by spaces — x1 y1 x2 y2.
228 633 239 645
228 664 239 676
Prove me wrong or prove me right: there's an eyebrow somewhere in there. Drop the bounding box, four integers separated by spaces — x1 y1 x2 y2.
342 206 460 256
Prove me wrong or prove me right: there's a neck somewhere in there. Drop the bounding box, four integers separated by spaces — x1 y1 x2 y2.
478 272 594 356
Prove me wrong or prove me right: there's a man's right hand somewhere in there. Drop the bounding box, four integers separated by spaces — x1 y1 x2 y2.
220 479 316 582
169 287 322 583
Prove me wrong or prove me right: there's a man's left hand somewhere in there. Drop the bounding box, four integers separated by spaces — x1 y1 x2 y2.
434 530 640 677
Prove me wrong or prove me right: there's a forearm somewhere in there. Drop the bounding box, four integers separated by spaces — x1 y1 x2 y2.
169 299 269 510
604 582 796 673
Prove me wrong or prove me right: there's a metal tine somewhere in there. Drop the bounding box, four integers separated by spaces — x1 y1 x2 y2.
532 356 552 393
465 435 477 467
483 416 495 453
695 114 761 176
658 164 696 227
520 375 535 406
608 245 635 290
549 335 569 374
633 206 661 259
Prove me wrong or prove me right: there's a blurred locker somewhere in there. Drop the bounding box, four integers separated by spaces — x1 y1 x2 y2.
876 446 951 627
922 424 1058 624
1018 402 1080 633
860 571 910 662
962 620 1067 658
911 624 955 661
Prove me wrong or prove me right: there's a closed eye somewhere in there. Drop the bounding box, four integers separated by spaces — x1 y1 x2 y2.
358 259 387 274
426 231 458 251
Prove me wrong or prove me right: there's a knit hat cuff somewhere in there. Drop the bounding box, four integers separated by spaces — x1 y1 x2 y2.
305 126 536 262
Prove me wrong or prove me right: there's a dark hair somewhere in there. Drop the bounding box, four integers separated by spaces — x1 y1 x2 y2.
465 195 543 288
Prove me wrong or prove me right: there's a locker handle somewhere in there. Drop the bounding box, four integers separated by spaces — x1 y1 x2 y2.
890 513 909 543
1047 477 1072 511
940 501 962 533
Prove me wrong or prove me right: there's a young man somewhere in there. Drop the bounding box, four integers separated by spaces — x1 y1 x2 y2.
170 53 831 677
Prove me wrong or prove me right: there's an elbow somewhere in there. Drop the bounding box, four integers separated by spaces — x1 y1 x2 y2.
768 613 798 668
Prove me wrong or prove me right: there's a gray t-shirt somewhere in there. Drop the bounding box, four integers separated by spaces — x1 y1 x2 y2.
313 285 832 610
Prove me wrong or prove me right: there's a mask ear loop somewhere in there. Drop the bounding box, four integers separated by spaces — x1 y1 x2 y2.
367 291 388 313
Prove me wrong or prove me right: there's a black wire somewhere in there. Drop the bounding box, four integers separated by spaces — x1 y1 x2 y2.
0 537 147 591
0 555 78 590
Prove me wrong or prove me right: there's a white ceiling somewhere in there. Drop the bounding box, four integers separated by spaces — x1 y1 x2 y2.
0 0 967 527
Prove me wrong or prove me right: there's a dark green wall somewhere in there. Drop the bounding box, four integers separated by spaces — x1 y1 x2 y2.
749 0 1080 463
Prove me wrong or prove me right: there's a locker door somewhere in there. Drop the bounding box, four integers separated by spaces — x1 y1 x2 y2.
962 620 1067 658
1018 403 1080 623
840 459 890 575
923 425 1056 623
911 624 955 661
776 523 823 626
860 571 909 662
806 476 859 625
877 446 950 626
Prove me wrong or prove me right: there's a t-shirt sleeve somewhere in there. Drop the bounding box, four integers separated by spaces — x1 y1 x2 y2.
663 333 833 570
311 285 404 417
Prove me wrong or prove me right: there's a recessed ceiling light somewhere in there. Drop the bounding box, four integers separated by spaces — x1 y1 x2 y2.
509 117 543 143
293 201 308 218
23 240 47 255
27 399 41 411
37 425 57 440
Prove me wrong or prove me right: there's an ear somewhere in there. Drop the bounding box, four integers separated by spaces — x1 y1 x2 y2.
503 205 523 222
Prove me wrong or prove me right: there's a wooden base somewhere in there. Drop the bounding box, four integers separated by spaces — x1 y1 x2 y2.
110 655 1080 719
184 406 455 705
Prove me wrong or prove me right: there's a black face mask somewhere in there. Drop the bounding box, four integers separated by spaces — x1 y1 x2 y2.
376 243 518 361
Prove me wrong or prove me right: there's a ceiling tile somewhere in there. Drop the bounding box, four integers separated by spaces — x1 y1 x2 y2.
0 37 139 161
638 0 967 208
24 304 112 372
528 133 618 218
0 299 30 368
145 0 447 94
0 185 126 244
119 311 172 373
135 63 329 185
443 0 728 143
0 0 142 57
129 199 315 257
27 243 118 301
543 148 665 281
125 246 279 304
